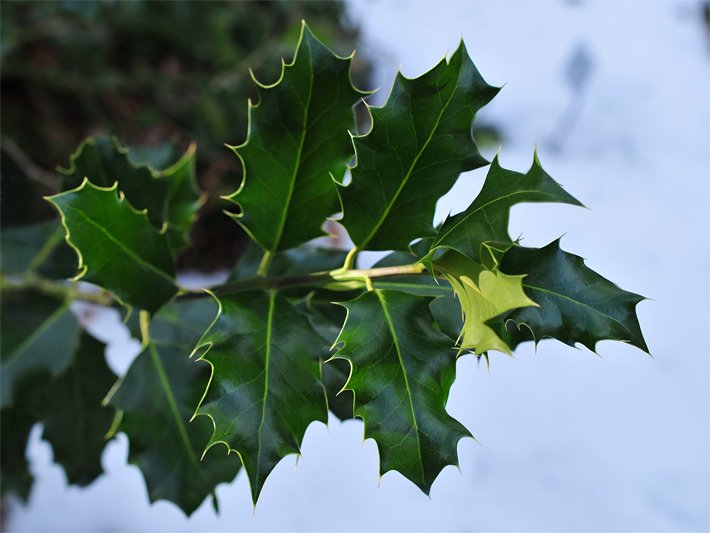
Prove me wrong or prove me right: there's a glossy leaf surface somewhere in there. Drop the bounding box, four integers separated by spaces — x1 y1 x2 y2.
225 22 366 254
194 290 328 503
60 136 170 228
47 180 177 313
157 143 201 252
296 297 354 421
430 154 582 265
60 136 200 253
490 240 649 352
333 290 470 493
339 42 498 251
107 299 239 515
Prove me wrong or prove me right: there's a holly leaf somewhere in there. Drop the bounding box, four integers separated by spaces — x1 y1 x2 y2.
430 153 583 265
0 406 35 502
294 296 354 421
339 42 499 252
60 136 170 229
106 299 239 515
0 289 80 408
157 142 202 252
430 293 464 343
224 22 368 254
46 180 177 313
436 250 536 355
489 240 649 353
0 220 76 279
322 357 354 421
30 333 117 486
60 136 201 254
332 290 470 493
193 290 328 504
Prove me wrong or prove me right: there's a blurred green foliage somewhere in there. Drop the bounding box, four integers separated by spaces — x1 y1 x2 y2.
1 0 370 267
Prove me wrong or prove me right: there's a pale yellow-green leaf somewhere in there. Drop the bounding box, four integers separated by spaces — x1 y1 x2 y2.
437 251 536 354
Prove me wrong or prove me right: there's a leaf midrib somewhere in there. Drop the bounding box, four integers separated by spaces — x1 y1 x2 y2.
255 290 276 491
357 62 463 251
375 290 426 486
523 283 632 332
434 189 547 246
269 48 315 254
65 203 174 285
148 343 201 471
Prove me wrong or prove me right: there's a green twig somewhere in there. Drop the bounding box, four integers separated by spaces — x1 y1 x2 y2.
0 274 115 306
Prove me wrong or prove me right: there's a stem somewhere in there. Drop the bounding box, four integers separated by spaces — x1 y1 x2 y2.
0 274 115 306
2 261 432 305
256 250 273 276
342 247 358 270
139 310 151 348
197 261 429 298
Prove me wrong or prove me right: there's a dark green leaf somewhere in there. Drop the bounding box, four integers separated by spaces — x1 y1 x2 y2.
430 153 582 265
107 299 239 515
60 136 170 229
294 297 354 421
333 290 470 493
430 293 464 343
60 136 201 254
322 357 354 422
224 22 368 254
1 290 80 408
33 333 117 486
194 290 328 503
0 406 35 501
157 143 201 253
46 180 177 313
490 239 649 353
0 220 76 279
126 142 178 170
339 42 499 252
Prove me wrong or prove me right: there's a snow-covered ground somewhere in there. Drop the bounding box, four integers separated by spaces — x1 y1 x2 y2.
7 1 709 531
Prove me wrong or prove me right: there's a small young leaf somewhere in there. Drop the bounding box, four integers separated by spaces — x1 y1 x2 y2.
333 290 470 494
489 239 649 353
194 290 328 504
46 180 178 313
225 22 368 254
430 153 583 265
339 42 499 252
436 250 537 355
0 290 80 408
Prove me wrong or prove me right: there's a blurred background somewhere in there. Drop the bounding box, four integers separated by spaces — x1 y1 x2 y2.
2 0 709 531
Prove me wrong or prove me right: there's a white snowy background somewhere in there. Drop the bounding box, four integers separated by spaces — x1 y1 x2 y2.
7 1 709 531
